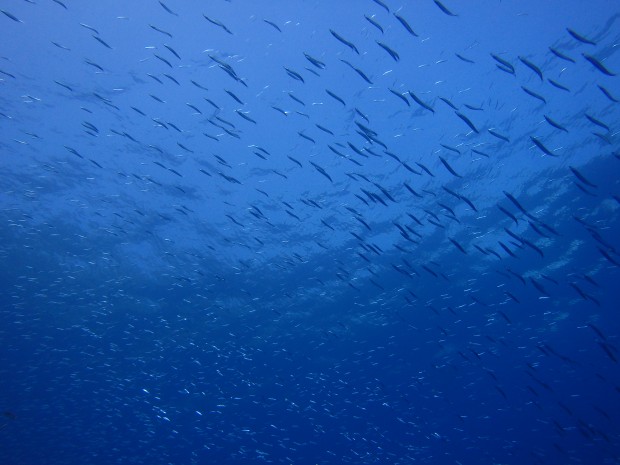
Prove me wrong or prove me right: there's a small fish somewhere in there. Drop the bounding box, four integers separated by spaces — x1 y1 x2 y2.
389 89 410 106
393 13 417 36
304 52 326 69
460 194 477 212
51 41 70 51
365 15 384 33
235 110 257 124
54 80 73 92
263 19 281 32
490 54 515 74
92 35 113 49
1 9 22 22
316 124 334 135
340 60 373 84
548 79 570 92
455 111 478 133
376 41 399 61
225 89 244 105
583 53 616 76
164 44 181 60
186 103 202 114
440 144 460 154
298 132 315 144
567 28 597 45
498 206 518 225
449 238 467 254
409 91 435 113
329 29 359 54
284 67 305 83
310 161 333 182
549 47 575 63
154 54 173 68
433 0 457 16
159 1 178 16
598 85 618 103
203 15 233 34
372 0 390 12
150 24 173 38
325 89 346 106
530 136 556 157
439 156 461 178
521 86 546 104
488 129 510 142
288 156 302 168
416 162 434 177
455 53 475 64
499 241 517 258
585 114 610 132
519 56 543 80
544 115 568 132
569 166 597 188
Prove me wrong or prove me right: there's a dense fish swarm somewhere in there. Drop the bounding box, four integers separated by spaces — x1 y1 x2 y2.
0 0 619 464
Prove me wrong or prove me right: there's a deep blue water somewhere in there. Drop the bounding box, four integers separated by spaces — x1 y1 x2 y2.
1 0 619 464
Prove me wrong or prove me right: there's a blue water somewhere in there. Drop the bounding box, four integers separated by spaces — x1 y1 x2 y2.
1 1 619 464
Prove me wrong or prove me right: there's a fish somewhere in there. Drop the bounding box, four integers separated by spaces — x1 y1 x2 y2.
455 111 479 133
498 241 517 258
530 136 556 157
225 90 245 105
488 129 510 142
1 9 23 22
159 1 178 16
449 238 467 254
582 53 616 76
154 54 173 68
518 56 543 80
433 0 458 16
340 60 373 84
203 15 233 34
235 110 257 124
598 85 618 103
310 162 333 182
365 15 384 33
263 19 281 32
403 183 423 198
544 115 568 132
325 89 346 106
416 162 434 177
284 67 305 83
376 41 400 61
498 206 518 225
150 24 173 38
567 28 597 45
490 54 515 74
329 29 359 54
389 89 410 106
455 53 475 64
585 114 610 132
316 124 334 135
521 86 546 104
569 166 597 188
408 91 435 113
164 44 182 60
304 52 326 69
548 79 570 92
548 48 575 65
438 156 461 178
440 144 460 154
393 13 417 36
372 0 390 12
92 35 113 50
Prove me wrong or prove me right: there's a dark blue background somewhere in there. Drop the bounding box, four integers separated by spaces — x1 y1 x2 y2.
1 0 619 463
